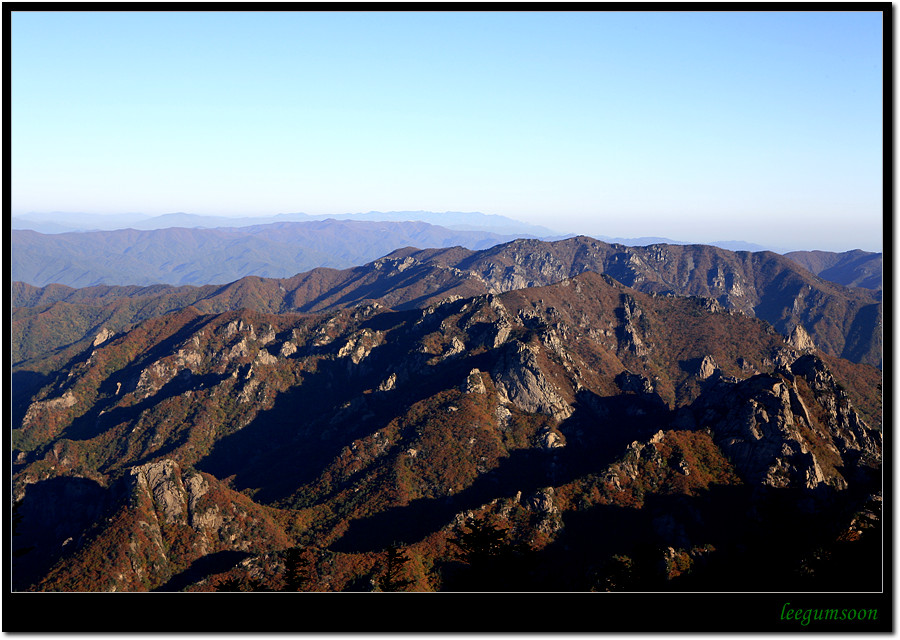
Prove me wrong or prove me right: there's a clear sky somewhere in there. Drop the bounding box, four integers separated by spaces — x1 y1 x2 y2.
11 9 884 251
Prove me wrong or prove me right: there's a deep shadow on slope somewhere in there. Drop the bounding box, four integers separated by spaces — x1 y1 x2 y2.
439 482 882 592
842 303 883 366
197 352 501 503
196 307 500 502
328 448 554 553
327 387 673 554
153 550 254 592
12 476 114 591
52 313 218 444
10 370 53 434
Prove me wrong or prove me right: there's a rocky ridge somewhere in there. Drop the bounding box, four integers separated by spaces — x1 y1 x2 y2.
12 270 882 592
12 236 882 371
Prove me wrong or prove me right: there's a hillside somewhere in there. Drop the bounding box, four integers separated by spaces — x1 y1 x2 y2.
428 237 883 366
10 220 523 288
12 272 882 592
12 237 883 369
784 249 883 291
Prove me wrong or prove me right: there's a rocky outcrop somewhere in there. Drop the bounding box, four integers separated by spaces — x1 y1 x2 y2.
254 349 278 366
538 429 565 449
130 460 190 526
790 355 882 461
21 390 78 430
378 373 398 392
617 294 649 357
692 356 880 490
704 374 830 489
697 355 718 380
491 342 572 421
443 336 466 359
117 459 287 588
462 369 487 394
337 329 384 364
132 359 179 399
787 324 816 353
279 341 297 357
92 327 114 347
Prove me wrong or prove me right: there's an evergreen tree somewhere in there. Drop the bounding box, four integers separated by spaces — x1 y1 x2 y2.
214 577 245 592
282 547 315 591
376 544 414 592
446 515 534 591
450 516 508 564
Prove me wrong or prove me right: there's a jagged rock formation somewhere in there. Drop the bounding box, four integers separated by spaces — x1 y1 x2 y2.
12 270 882 593
92 327 114 347
688 368 875 490
20 459 290 592
787 324 816 353
12 236 882 369
492 342 573 421
697 355 718 380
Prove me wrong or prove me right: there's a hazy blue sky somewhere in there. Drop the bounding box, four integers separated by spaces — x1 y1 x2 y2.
12 10 883 251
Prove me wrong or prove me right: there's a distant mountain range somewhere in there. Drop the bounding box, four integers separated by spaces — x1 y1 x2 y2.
10 218 882 293
10 220 527 288
14 210 801 254
11 210 560 237
784 249 883 291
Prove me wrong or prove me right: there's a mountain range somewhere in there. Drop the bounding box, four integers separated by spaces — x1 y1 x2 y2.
10 225 883 598
12 236 883 370
10 220 531 288
12 217 882 291
784 249 884 291
11 268 882 593
11 210 559 236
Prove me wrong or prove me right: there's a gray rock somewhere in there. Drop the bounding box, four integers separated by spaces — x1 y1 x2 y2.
130 460 187 526
92 327 114 347
491 342 572 421
279 341 297 357
463 369 487 394
696 356 880 490
698 355 718 380
539 429 565 449
378 372 397 391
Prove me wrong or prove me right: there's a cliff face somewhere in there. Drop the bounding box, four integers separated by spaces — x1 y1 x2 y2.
443 237 882 367
12 236 882 370
21 459 290 592
686 360 881 491
12 271 882 592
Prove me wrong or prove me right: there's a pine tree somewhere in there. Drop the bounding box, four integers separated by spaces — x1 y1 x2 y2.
450 516 508 564
446 515 533 591
214 577 245 591
376 544 414 592
282 547 315 591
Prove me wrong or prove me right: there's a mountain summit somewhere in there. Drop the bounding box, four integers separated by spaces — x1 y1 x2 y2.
13 236 882 368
